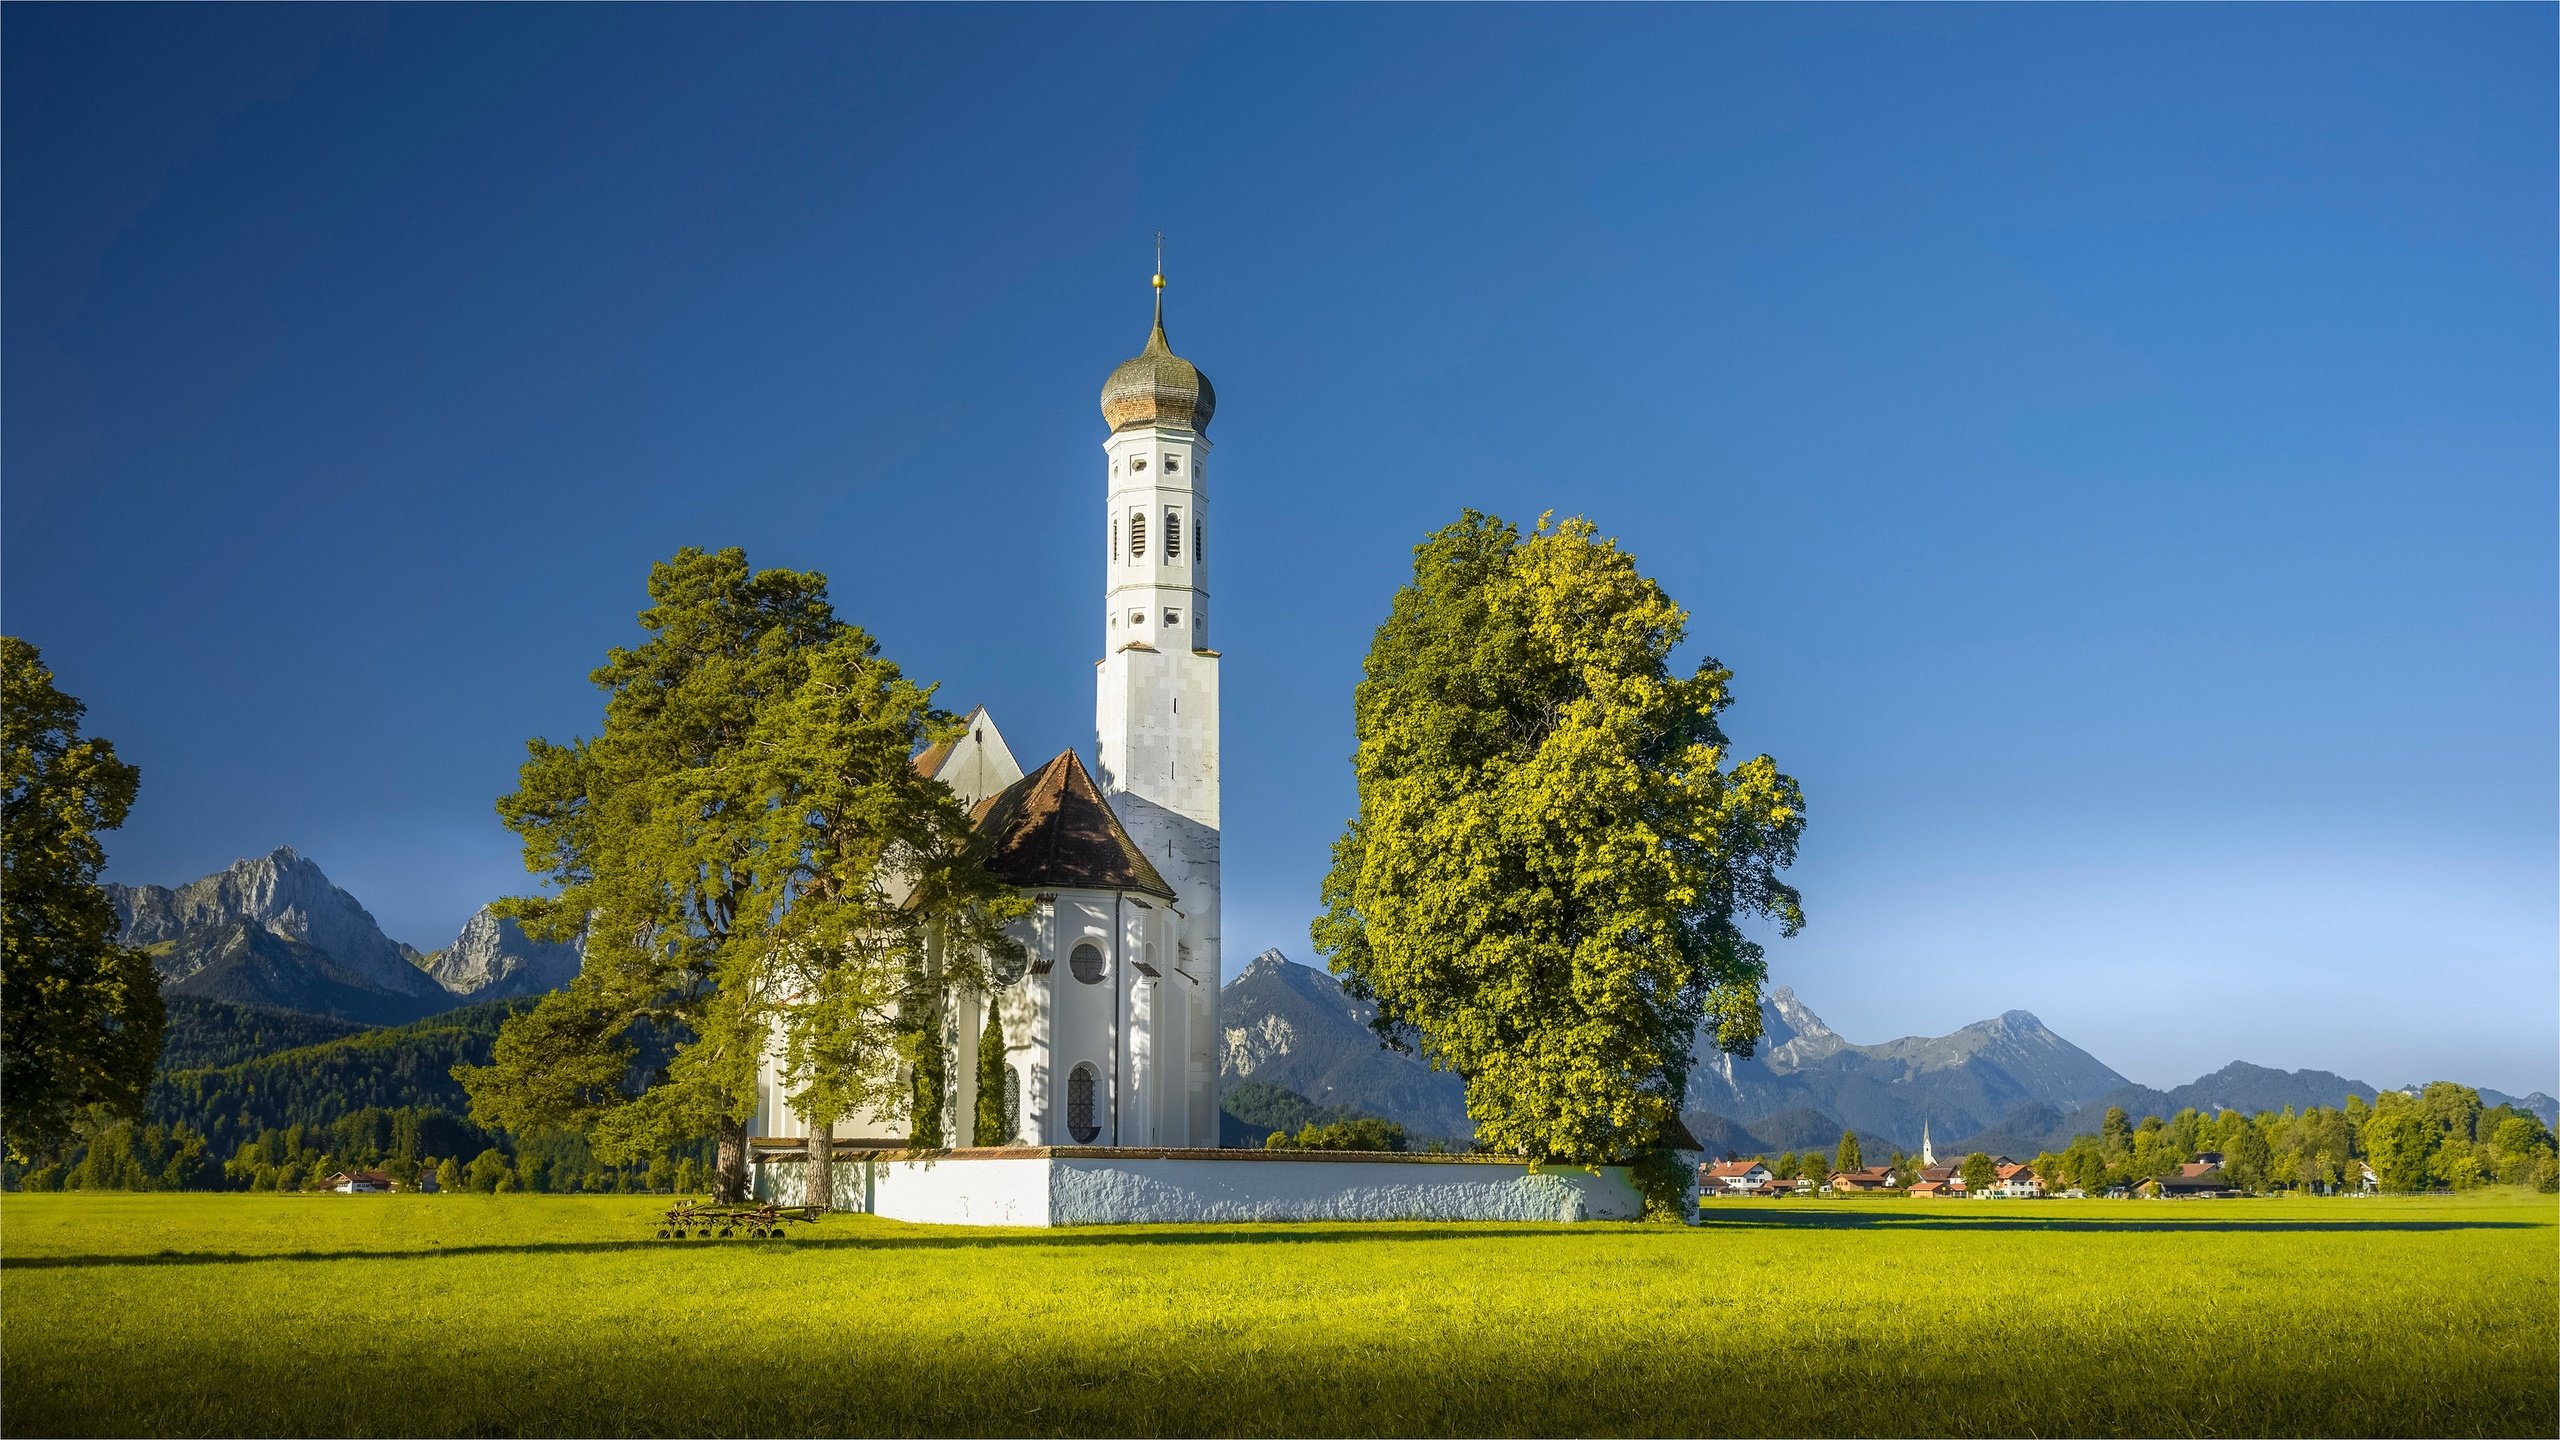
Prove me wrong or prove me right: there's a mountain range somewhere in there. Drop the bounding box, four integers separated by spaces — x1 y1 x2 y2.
106 849 2556 1143
1213 951 2560 1150
107 848 579 1025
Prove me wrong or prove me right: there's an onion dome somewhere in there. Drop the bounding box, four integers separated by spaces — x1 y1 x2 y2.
1100 274 1216 434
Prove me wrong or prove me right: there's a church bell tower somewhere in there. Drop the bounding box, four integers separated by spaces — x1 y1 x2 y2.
1094 257 1221 1028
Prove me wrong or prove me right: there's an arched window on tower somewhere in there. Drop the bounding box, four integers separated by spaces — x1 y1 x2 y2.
1195 520 1203 564
1111 516 1119 564
1067 1064 1100 1144
1129 511 1147 559
1165 509 1183 560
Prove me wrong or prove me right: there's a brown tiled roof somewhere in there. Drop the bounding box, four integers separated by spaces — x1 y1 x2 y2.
970 750 1175 900
1656 1115 1705 1153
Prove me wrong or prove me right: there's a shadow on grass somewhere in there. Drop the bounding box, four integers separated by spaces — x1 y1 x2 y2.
4 1211 2543 1270
0 1224 1587 1269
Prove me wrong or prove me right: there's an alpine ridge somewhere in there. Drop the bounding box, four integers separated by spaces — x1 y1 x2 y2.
108 849 587 1024
110 848 451 1021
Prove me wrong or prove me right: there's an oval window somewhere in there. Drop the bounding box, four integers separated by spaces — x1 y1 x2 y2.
1130 512 1147 559
1070 941 1105 985
1067 1064 1100 1144
992 944 1026 986
1166 509 1183 560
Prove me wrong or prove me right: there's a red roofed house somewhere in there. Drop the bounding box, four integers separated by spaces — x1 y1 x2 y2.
1989 1162 2045 1199
1699 1160 1773 1196
1826 1166 1899 1194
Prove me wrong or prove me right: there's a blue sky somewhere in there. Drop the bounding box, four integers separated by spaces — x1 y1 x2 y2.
7 6 2552 1095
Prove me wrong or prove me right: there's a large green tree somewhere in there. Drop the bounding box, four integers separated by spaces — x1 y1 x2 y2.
2361 1096 2436 1193
459 549 850 1201
729 632 1025 1203
1960 1151 1997 1196
1313 513 1806 1165
2 638 163 1163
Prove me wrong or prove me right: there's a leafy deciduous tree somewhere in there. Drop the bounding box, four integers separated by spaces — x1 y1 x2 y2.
2 638 163 1164
1314 513 1806 1165
1960 1151 1997 1196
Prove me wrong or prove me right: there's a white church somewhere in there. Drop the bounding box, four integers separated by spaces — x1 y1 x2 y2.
743 271 1656 1225
751 269 1226 1154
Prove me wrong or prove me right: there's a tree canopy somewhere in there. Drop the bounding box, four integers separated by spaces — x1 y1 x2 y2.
1314 513 1805 1164
458 547 1017 1199
2 637 162 1163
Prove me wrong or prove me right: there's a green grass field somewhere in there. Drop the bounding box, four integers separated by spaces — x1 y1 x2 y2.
2 1191 2553 1437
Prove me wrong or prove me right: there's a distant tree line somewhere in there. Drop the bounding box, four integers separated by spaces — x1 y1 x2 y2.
1 998 713 1195
1748 1083 2559 1195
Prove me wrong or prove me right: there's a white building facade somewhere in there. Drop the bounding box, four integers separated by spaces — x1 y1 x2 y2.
752 273 1224 1156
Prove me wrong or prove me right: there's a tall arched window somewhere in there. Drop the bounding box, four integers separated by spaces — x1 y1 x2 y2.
1067 1064 1100 1144
1070 941 1105 985
1110 516 1119 564
1195 520 1203 564
1165 509 1183 560
1002 1066 1022 1143
1129 511 1147 559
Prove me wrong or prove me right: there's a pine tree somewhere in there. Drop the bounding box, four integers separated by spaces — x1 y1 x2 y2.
1835 1130 1861 1174
456 549 1014 1203
974 1006 1009 1146
909 1016 947 1150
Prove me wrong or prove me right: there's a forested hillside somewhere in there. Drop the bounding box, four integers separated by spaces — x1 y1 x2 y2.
148 998 529 1153
6 998 707 1195
156 997 372 1072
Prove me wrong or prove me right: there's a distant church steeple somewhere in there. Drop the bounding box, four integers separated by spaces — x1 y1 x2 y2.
1922 1118 1936 1167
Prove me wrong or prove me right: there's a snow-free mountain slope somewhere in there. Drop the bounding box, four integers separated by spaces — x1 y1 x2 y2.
420 906 582 1002
110 848 453 1021
1217 949 1473 1141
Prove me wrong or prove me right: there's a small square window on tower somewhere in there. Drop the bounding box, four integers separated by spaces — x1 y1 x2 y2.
1129 609 1146 627
1164 455 1180 473
1131 455 1148 473
1163 609 1181 627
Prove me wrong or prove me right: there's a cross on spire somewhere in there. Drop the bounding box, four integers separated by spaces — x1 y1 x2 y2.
1152 231 1166 329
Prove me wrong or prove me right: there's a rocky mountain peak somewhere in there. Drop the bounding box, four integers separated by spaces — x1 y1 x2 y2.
421 905 582 1002
1769 986 1836 1040
108 848 444 1002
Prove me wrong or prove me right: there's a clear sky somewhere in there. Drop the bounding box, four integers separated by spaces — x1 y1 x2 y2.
6 5 2552 1096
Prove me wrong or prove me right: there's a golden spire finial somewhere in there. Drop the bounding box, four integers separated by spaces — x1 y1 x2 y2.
1152 231 1166 329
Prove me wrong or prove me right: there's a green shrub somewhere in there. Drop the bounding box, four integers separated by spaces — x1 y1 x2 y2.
1266 1117 1408 1153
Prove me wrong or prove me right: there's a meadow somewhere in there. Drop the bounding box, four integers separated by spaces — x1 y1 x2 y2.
2 1191 2552 1437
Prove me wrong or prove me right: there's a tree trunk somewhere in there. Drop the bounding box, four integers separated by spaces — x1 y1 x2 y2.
804 1113 834 1212
714 1118 748 1203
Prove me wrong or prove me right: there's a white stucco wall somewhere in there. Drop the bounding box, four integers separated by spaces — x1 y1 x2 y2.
829 1152 1643 1227
1047 1156 1643 1225
867 1156 1054 1226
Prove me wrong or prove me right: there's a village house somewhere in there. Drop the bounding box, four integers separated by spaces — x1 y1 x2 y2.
1698 1160 1773 1197
2151 1161 2233 1199
326 1170 394 1194
1825 1166 1899 1194
1988 1162 2045 1198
